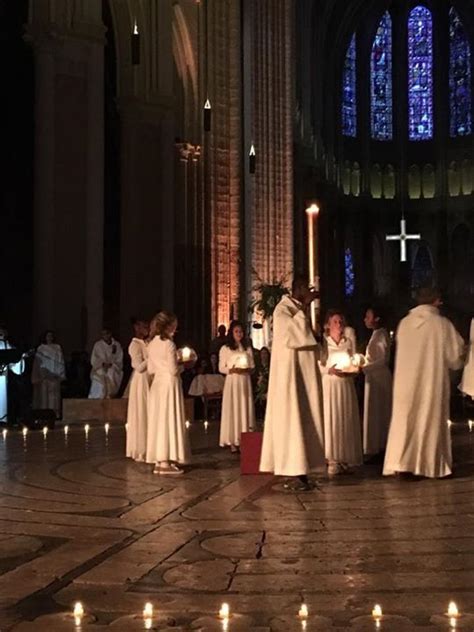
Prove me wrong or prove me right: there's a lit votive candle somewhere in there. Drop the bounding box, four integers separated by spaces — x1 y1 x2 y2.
372 604 383 620
181 346 192 362
84 424 90 434
64 425 69 436
469 420 474 432
104 423 110 434
219 603 230 619
42 426 48 437
447 601 459 618
22 427 28 437
143 602 153 618
447 419 453 428
2 428 7 439
73 601 84 626
185 420 191 429
298 604 309 619
204 420 209 431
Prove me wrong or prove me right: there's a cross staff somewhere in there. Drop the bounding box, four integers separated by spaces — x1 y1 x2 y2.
386 218 421 262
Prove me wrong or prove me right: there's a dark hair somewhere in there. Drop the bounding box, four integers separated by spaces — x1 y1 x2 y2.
40 330 55 344
365 305 385 325
226 320 251 351
292 273 309 294
416 287 441 305
149 311 177 340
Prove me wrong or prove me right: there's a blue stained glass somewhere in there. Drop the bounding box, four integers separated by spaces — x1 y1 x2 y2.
408 6 434 140
342 34 357 137
344 248 355 297
371 12 393 140
449 8 472 137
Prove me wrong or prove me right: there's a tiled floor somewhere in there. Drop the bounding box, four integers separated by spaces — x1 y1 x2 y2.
0 420 473 630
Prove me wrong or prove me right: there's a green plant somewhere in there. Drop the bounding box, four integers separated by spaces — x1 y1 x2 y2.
249 270 290 320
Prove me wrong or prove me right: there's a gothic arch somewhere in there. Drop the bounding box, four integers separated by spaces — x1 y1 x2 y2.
172 4 198 140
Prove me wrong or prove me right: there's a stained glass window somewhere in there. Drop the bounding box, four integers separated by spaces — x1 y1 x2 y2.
408 6 433 140
342 34 357 137
371 12 393 140
449 8 472 137
344 248 355 297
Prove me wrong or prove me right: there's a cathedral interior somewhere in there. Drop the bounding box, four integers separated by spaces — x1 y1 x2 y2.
2 0 473 351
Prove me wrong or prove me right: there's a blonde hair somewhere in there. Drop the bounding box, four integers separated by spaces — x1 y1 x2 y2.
323 309 346 337
149 311 177 340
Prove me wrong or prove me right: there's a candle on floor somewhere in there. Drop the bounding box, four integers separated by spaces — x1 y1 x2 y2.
42 426 48 437
447 601 459 618
73 602 84 626
372 604 383 620
143 602 153 618
469 419 474 432
2 428 7 439
298 604 309 619
219 603 230 619
64 425 69 436
185 420 191 429
22 427 28 437
104 423 110 435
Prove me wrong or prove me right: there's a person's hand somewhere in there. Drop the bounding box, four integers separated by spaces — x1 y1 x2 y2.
303 289 320 306
328 366 347 377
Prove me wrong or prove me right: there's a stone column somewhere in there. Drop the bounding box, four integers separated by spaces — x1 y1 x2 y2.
85 39 104 348
31 34 56 336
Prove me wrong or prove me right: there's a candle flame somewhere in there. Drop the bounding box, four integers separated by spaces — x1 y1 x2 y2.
305 203 319 216
64 425 69 435
219 603 230 619
104 423 110 433
249 144 256 156
372 604 383 619
2 428 7 438
73 602 84 617
22 427 28 437
204 420 209 430
84 424 90 433
133 20 139 35
204 99 211 109
447 419 453 427
185 420 191 429
298 603 309 619
143 602 153 618
469 420 474 431
42 426 48 436
447 601 459 617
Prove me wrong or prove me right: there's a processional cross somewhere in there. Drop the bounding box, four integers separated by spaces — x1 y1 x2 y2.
386 217 421 262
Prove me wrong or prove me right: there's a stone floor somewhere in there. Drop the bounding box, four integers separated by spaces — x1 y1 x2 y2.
0 420 474 630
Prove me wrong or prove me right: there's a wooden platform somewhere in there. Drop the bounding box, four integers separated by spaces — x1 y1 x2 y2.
62 397 195 423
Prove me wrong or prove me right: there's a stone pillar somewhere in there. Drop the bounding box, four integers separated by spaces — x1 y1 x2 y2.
250 0 294 286
31 35 56 335
85 39 104 348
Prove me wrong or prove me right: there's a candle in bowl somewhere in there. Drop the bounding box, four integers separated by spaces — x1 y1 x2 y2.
331 352 352 371
235 354 249 369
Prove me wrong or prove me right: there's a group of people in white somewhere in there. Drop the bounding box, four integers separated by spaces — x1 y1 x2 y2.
260 277 466 490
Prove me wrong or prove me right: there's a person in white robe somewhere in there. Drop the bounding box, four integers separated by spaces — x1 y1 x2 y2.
219 321 256 451
0 325 25 424
32 331 65 417
320 310 363 475
362 308 392 457
126 320 150 462
459 318 474 399
146 311 191 475
260 276 325 491
383 288 465 479
88 329 123 399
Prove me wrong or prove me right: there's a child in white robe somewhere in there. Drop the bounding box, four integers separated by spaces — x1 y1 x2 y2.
126 320 150 462
219 320 256 451
32 330 65 417
362 307 392 457
320 310 363 475
146 311 191 475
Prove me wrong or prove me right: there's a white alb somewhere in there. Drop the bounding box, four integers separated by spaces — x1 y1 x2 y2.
32 343 65 416
88 339 123 399
126 338 150 461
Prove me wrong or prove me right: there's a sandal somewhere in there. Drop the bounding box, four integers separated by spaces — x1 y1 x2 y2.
159 465 184 476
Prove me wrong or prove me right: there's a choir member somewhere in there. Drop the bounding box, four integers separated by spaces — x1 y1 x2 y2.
219 320 256 452
88 329 123 399
126 319 150 462
260 276 325 491
384 288 465 479
362 307 392 457
32 330 65 417
320 309 363 476
146 311 191 475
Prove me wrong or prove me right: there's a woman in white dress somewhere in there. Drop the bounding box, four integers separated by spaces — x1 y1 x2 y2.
126 319 150 462
320 310 363 475
362 307 392 457
146 311 191 475
219 321 256 452
32 331 65 417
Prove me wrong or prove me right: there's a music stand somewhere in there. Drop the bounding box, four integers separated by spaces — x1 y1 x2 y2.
0 349 22 370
